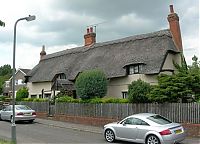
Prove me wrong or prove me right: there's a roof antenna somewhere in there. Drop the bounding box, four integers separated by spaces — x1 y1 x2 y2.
87 21 108 41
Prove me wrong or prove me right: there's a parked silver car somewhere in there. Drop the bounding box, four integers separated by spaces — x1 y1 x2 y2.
0 105 36 123
104 113 186 144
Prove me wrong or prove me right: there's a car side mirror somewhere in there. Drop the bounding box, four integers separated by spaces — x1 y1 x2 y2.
122 122 127 126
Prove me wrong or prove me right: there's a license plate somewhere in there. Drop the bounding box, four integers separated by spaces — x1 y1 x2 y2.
24 113 31 116
175 129 182 134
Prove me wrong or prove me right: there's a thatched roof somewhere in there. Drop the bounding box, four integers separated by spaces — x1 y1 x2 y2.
26 29 179 83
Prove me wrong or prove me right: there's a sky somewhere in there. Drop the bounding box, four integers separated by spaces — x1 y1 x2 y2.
0 0 199 69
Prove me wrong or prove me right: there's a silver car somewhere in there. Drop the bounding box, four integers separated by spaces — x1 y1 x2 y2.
0 105 36 123
104 113 186 144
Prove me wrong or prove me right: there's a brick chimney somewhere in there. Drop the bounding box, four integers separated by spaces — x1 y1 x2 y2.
40 45 46 60
167 5 183 51
84 27 96 47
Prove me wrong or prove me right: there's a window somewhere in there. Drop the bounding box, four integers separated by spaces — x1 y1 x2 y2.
44 93 51 98
122 91 128 99
18 79 24 85
5 81 10 87
128 64 142 75
31 95 37 98
123 117 149 126
15 80 18 85
58 73 66 79
147 115 172 125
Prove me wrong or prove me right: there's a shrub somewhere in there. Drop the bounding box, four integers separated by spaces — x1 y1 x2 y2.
128 79 151 103
56 96 129 104
75 69 107 100
56 96 80 103
16 87 29 101
21 98 48 102
0 95 5 101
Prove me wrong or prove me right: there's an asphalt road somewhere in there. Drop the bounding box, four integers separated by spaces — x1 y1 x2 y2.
0 119 199 144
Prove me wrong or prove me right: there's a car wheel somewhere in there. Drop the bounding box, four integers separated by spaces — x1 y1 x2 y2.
0 114 2 120
104 129 115 143
146 135 160 144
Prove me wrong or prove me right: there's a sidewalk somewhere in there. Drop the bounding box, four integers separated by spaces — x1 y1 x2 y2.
36 118 200 144
36 118 103 134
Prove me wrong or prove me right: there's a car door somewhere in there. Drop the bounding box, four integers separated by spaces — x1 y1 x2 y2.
115 117 139 140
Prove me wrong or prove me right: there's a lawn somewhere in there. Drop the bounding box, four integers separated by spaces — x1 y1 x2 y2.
0 139 12 144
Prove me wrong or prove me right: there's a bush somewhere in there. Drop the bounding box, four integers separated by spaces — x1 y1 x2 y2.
16 87 29 101
56 96 80 103
75 69 107 100
128 79 151 103
0 95 5 101
56 96 129 104
21 98 48 102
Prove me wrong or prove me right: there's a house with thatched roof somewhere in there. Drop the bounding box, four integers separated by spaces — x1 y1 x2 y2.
3 68 31 97
25 5 183 99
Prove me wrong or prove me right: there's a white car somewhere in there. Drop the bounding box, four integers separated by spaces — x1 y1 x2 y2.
104 113 186 144
0 105 36 123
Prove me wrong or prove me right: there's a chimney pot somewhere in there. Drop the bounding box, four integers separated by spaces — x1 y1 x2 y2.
170 5 174 13
87 28 90 34
90 27 93 33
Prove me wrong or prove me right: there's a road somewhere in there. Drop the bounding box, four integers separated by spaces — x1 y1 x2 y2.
0 119 199 144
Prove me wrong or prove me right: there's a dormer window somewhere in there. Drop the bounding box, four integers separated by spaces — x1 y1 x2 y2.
57 73 66 79
128 64 143 75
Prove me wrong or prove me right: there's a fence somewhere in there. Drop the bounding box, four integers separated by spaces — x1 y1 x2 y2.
55 103 200 124
17 101 49 113
15 102 200 124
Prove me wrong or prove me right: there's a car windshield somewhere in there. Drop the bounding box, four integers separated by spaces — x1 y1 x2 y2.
16 105 32 110
147 115 172 125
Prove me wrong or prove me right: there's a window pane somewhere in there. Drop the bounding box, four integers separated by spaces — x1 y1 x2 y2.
134 65 139 73
122 92 128 99
147 115 172 125
129 66 134 75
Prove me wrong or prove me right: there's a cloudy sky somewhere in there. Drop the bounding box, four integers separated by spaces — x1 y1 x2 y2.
0 0 199 69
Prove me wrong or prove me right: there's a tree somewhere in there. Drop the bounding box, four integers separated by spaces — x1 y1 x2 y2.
128 79 151 103
75 69 107 100
187 55 200 100
16 87 29 101
149 55 200 103
0 64 12 76
0 20 5 27
0 64 12 94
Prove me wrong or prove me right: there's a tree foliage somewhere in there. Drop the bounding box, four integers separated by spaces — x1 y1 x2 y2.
149 55 200 103
0 20 5 27
75 69 107 100
128 79 151 103
0 65 12 94
16 87 29 101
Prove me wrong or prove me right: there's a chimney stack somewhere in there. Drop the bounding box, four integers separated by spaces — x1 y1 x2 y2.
167 5 183 51
84 26 96 47
40 45 46 60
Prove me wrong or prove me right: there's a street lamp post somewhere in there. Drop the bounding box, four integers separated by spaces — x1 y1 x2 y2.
12 15 36 143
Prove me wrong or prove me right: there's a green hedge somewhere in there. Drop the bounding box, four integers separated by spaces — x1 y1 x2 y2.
56 96 129 103
21 98 48 102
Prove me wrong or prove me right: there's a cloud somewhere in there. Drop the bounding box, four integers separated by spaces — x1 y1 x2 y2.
0 0 199 68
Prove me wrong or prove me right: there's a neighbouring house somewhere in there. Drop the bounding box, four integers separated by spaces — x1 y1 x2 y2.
3 68 31 97
26 5 183 99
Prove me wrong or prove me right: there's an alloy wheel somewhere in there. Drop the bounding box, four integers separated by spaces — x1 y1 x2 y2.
105 129 115 143
146 135 160 144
